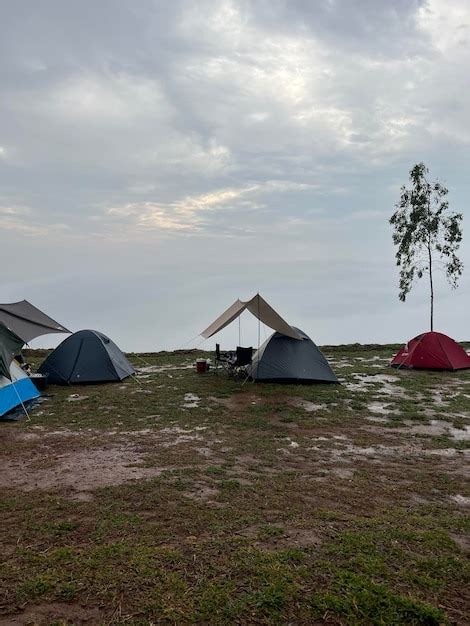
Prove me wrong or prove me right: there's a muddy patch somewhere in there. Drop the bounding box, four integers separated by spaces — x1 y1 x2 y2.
345 373 407 397
366 415 390 423
450 494 470 507
450 532 470 552
0 445 166 497
398 420 470 440
237 524 322 550
0 602 103 626
183 481 220 502
67 394 89 402
208 393 262 411
367 401 400 416
159 426 208 447
289 397 327 412
136 363 194 374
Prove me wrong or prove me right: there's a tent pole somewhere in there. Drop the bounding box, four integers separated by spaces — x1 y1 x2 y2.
255 294 260 384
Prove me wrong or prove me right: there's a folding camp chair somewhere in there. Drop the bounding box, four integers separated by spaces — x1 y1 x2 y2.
214 343 233 374
230 346 253 379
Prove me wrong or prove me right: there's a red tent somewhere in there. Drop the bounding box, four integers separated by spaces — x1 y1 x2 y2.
391 332 470 370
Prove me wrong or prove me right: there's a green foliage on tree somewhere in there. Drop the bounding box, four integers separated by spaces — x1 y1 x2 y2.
390 162 463 331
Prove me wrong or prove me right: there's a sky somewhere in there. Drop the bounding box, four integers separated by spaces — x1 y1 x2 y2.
1 0 469 352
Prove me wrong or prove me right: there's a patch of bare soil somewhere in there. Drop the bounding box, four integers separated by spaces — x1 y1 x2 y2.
208 393 262 411
449 532 470 553
0 422 227 499
287 397 327 412
183 480 220 502
367 401 401 416
0 602 103 625
136 363 194 374
237 524 322 550
0 442 166 498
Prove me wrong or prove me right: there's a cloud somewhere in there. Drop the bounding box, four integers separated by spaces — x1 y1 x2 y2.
105 180 317 234
0 212 71 237
1 0 470 348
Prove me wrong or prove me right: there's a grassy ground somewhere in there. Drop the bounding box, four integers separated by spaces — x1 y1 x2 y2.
0 344 469 625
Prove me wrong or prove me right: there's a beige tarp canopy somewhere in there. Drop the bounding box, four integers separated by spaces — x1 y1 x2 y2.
201 294 302 340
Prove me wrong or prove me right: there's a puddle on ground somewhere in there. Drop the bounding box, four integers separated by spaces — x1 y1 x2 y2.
136 364 194 374
399 420 470 440
344 373 407 397
355 356 390 363
305 439 468 462
183 392 200 408
366 415 389 423
195 447 213 457
67 394 89 402
159 425 208 447
368 402 401 416
428 389 465 409
277 437 300 451
450 494 470 507
292 399 327 412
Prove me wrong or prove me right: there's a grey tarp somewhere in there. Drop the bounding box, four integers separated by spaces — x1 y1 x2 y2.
0 324 24 380
248 328 338 384
0 300 70 343
38 329 135 384
201 294 302 340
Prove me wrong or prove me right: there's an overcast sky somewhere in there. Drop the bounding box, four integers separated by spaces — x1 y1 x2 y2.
1 0 469 351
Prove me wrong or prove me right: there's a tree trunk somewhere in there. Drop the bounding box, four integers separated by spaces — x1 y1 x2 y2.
428 244 434 331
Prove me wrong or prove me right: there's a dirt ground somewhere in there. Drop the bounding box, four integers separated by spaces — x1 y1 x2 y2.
0 346 469 624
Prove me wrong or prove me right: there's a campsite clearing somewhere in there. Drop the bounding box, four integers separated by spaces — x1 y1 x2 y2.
0 344 469 625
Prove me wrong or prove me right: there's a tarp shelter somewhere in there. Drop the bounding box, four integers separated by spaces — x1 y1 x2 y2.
0 323 24 379
391 332 470 370
38 329 135 384
0 360 40 417
248 328 339 383
201 294 302 341
0 300 70 343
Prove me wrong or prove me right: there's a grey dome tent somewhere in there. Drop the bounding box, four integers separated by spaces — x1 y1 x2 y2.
38 330 135 384
248 328 338 384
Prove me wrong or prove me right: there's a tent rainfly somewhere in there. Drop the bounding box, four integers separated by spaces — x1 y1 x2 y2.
0 300 70 343
248 329 339 384
201 294 302 341
0 360 40 418
38 329 135 384
391 332 470 371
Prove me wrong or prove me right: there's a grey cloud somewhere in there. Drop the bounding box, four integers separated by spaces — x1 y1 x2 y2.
1 0 469 349
244 0 429 57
